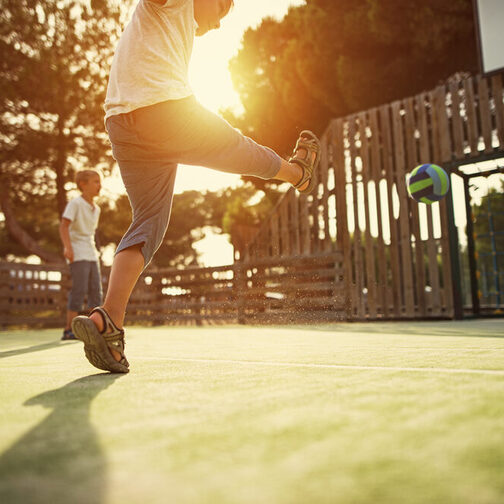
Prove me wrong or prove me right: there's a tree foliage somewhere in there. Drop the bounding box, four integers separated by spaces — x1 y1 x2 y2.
473 181 504 256
224 0 478 159
0 0 126 261
0 0 280 265
95 182 280 268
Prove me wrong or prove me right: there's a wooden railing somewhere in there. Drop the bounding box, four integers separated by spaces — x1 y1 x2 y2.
2 75 502 326
0 252 345 327
246 74 504 320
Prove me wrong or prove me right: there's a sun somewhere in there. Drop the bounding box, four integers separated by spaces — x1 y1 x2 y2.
174 0 306 195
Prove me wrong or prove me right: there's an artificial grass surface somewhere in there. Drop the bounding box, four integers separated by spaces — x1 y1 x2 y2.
0 320 503 504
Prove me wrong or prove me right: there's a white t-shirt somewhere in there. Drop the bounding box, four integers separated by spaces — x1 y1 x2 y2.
62 196 101 262
104 0 196 120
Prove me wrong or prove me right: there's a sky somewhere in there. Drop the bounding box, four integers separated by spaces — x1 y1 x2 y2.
178 0 305 195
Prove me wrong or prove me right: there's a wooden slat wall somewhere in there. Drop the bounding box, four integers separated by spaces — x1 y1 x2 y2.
2 75 503 327
0 263 70 326
245 73 504 320
0 253 345 327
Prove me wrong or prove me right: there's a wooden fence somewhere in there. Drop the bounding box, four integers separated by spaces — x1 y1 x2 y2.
246 74 504 320
0 252 345 327
2 74 503 327
0 262 70 327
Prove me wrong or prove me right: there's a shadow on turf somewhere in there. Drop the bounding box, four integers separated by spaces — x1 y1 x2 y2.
0 373 122 504
0 340 72 359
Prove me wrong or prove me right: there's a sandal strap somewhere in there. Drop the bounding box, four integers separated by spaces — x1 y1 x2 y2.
289 158 312 189
289 130 321 191
90 307 129 367
294 138 320 157
90 307 124 340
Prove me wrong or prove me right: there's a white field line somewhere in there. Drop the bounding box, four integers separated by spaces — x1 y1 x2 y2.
138 357 504 376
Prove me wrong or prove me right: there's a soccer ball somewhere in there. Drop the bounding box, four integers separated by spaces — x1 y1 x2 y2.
407 163 450 204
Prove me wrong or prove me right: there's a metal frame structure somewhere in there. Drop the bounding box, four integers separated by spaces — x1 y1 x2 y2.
473 0 504 77
450 159 504 316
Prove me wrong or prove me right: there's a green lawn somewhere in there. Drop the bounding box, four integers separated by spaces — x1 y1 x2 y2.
1 320 503 504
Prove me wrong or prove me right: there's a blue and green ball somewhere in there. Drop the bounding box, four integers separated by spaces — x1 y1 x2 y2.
407 164 450 204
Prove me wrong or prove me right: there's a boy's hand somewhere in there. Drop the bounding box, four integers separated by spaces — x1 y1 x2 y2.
64 247 74 263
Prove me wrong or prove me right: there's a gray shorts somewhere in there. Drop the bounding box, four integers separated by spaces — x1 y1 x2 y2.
106 96 281 268
68 260 103 312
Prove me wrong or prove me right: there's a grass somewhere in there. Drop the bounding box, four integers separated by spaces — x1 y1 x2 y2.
0 319 503 504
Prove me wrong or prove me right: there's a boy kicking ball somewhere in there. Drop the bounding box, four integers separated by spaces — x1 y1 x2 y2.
72 0 320 373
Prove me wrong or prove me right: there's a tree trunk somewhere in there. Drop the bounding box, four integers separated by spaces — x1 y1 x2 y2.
55 114 68 216
0 188 63 264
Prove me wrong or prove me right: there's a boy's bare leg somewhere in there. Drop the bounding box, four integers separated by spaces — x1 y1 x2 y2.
89 244 144 361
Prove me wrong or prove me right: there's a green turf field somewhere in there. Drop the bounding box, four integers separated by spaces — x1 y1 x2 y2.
1 320 503 504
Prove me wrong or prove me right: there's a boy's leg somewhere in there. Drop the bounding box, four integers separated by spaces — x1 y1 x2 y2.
89 245 144 332
67 261 89 320
75 102 316 366
87 260 103 310
131 97 314 188
65 261 89 338
75 113 178 364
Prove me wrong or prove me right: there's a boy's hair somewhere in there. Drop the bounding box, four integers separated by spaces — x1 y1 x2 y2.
75 169 101 191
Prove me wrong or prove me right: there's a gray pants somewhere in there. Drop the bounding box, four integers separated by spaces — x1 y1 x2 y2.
68 260 103 312
106 96 282 267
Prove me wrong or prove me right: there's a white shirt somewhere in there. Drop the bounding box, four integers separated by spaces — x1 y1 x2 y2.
62 196 101 262
104 0 196 120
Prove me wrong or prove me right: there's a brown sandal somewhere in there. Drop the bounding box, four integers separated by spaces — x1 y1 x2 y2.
289 130 321 194
72 307 129 374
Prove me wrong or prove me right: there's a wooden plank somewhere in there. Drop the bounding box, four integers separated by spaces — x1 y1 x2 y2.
280 198 290 256
270 213 280 257
289 190 301 256
415 92 437 314
380 105 402 317
404 97 427 317
319 134 332 252
427 90 448 317
433 85 452 163
463 78 480 156
348 116 365 318
425 206 441 316
369 107 389 317
391 100 415 317
332 119 352 316
449 80 465 159
299 194 311 255
438 199 454 317
477 76 493 153
491 74 504 148
308 151 321 254
358 112 377 318
416 93 431 162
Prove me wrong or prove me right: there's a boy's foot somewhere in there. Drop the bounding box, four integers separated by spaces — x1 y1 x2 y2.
72 307 129 374
289 130 321 194
61 329 77 340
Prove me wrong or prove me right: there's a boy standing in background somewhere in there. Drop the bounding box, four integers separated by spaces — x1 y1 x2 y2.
60 169 103 340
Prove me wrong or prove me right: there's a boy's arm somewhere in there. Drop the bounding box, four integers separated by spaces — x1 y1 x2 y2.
59 218 74 262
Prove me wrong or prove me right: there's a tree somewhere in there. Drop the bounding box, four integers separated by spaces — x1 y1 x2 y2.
471 181 504 299
0 0 127 262
473 181 504 255
224 0 478 160
152 183 281 268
